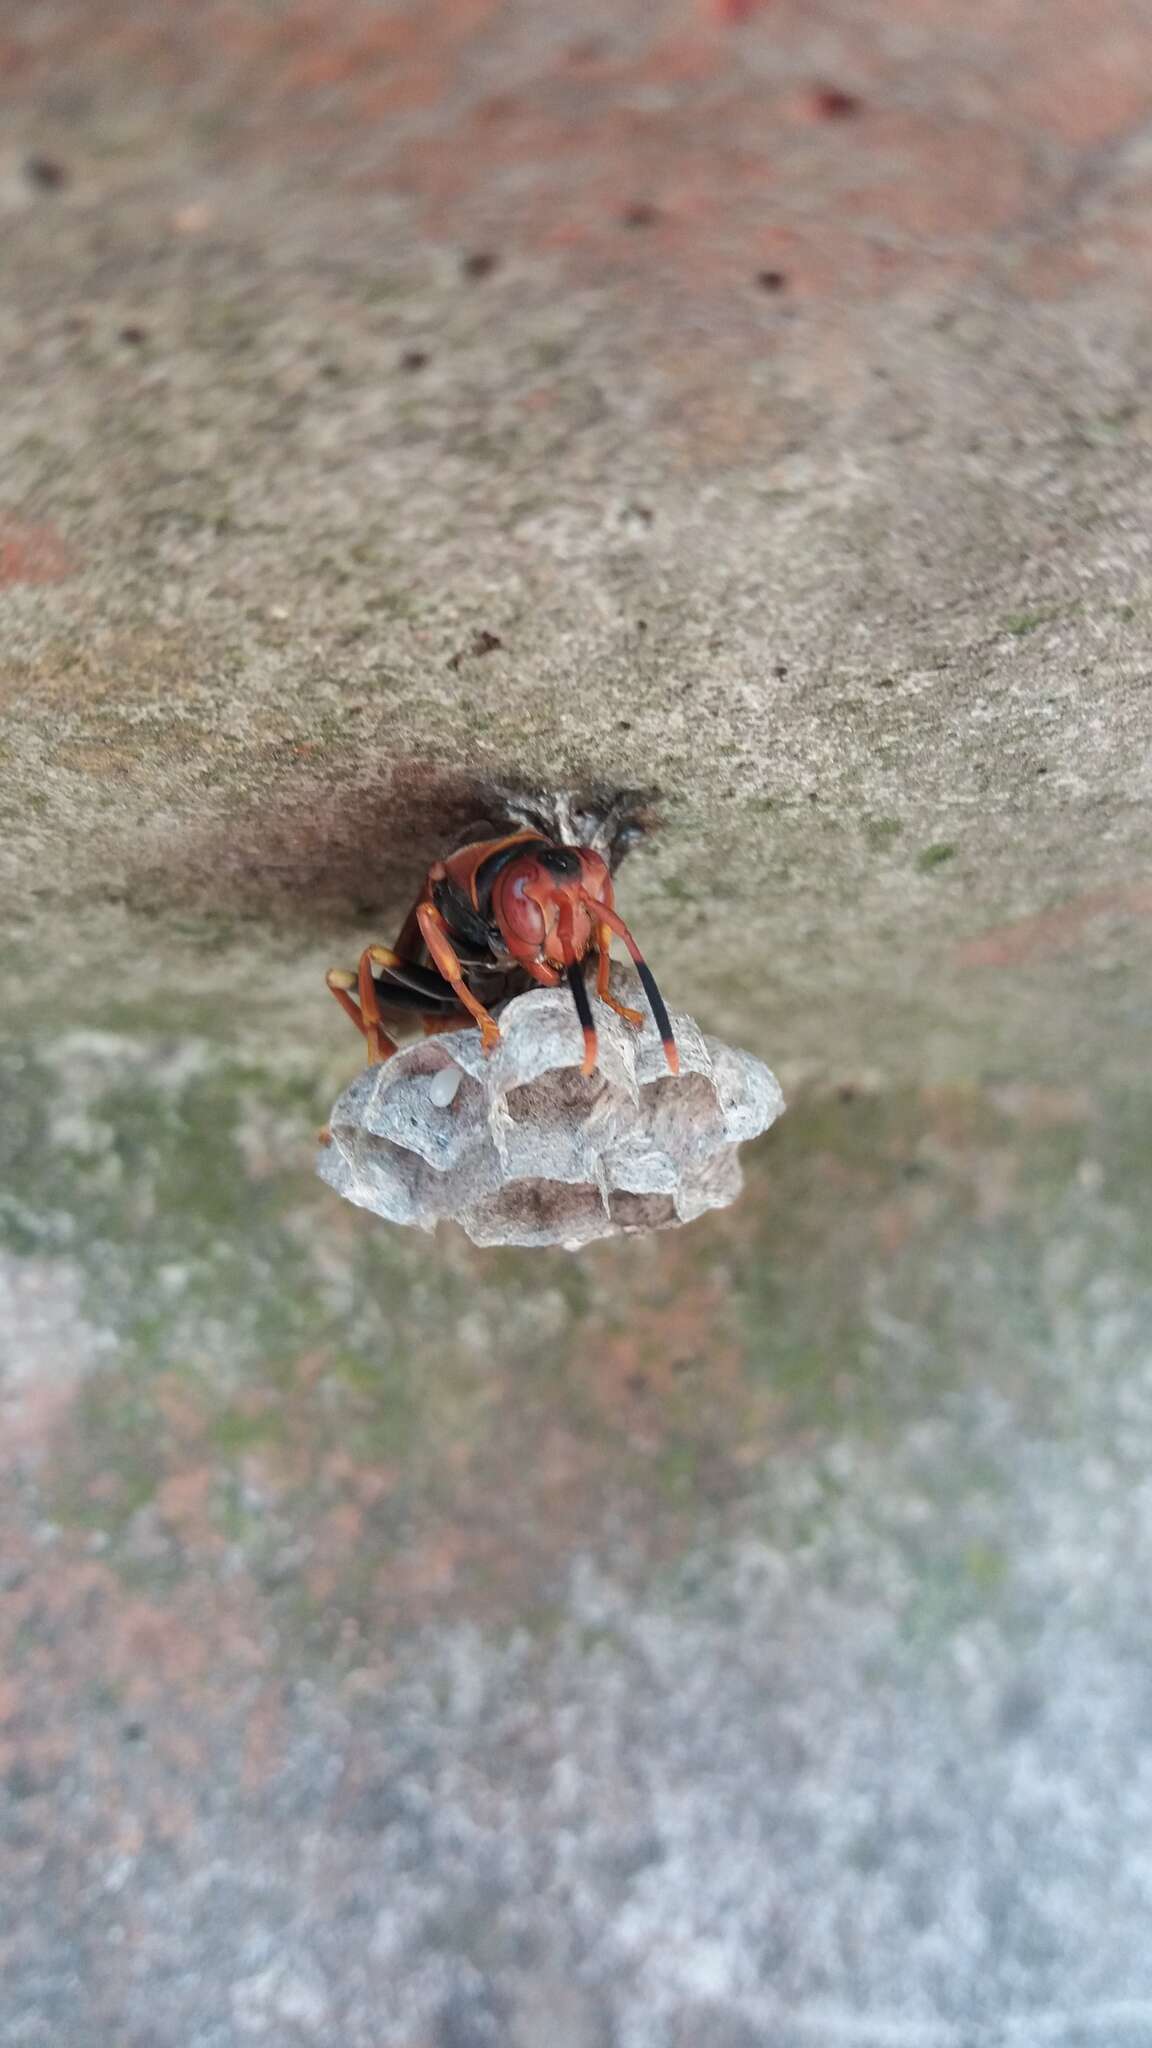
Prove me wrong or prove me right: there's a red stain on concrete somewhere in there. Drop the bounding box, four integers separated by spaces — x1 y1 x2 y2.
7 0 1152 320
957 885 1152 969
0 522 74 586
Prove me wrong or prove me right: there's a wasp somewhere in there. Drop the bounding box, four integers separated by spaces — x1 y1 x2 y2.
325 829 678 1077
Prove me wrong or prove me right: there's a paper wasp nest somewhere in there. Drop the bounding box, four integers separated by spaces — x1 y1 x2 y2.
317 969 784 1250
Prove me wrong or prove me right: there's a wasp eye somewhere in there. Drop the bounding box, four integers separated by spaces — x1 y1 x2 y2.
538 846 580 878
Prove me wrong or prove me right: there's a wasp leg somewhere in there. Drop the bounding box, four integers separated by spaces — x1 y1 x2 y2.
581 895 678 1074
330 966 459 1017
594 924 644 1026
356 947 408 1064
364 945 459 1005
566 961 599 1075
325 968 379 1043
323 965 401 1066
415 902 502 1054
523 958 563 988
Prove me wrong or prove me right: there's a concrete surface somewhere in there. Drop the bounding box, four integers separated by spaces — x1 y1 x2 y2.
2 2 1151 2043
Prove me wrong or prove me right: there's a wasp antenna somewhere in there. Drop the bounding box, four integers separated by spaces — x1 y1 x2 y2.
566 961 599 1076
583 896 679 1075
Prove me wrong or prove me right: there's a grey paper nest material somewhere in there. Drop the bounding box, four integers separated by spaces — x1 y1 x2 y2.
317 970 784 1250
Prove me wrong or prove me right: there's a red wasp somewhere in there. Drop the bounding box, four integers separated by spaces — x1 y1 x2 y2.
325 830 678 1077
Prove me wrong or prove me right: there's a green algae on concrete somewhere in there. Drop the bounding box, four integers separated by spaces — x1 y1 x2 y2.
4 981 1140 1639
3 7 1152 2037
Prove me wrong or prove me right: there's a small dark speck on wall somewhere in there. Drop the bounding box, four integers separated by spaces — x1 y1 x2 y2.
24 155 69 190
811 86 861 120
448 630 504 670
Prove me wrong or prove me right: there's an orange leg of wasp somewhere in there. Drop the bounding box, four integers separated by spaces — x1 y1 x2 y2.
324 879 434 1066
553 896 599 1074
583 895 679 1075
595 924 644 1026
356 947 404 1065
416 902 502 1053
523 958 562 987
325 969 365 1035
323 960 400 1066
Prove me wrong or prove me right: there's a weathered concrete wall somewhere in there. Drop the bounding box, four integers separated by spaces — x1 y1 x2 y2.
3 0 1150 1082
2 5 1152 2044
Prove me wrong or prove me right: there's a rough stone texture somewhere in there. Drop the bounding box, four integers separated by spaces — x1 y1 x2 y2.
2 0 1151 1087
2 3 1152 2045
318 973 784 1246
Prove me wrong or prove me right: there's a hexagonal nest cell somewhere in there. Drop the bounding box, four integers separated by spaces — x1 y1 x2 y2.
317 969 784 1249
